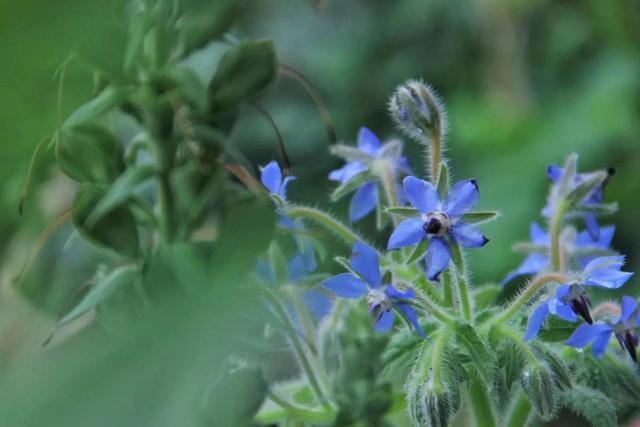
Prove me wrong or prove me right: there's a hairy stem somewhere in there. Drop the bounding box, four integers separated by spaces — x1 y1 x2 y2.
549 199 566 271
291 288 318 356
505 392 532 427
264 289 332 409
378 159 400 226
430 131 442 184
415 293 455 326
285 205 368 248
442 269 454 308
490 272 568 326
468 376 497 427
456 272 473 322
431 331 448 390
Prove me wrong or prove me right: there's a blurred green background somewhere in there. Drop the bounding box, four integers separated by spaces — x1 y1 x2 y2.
1 0 640 426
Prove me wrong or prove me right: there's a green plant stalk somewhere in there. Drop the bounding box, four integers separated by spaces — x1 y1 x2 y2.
291 287 318 356
414 292 455 326
442 268 454 308
489 272 568 326
285 205 369 249
431 331 448 390
549 199 567 271
158 172 176 243
377 159 400 226
456 272 473 321
505 392 532 427
468 377 497 427
264 289 332 409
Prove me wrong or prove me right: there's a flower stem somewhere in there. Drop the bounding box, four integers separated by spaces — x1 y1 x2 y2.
490 272 567 326
442 269 454 308
430 131 442 184
415 292 455 326
285 206 366 248
549 199 567 271
378 159 400 226
505 392 532 427
431 331 448 390
264 289 332 409
291 287 318 356
456 272 473 322
468 375 497 427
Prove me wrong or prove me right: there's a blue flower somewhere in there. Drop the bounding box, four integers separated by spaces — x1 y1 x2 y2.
566 296 640 361
524 256 634 341
387 176 489 281
502 223 615 285
260 160 317 271
320 241 426 338
257 253 333 321
329 127 411 222
543 163 613 240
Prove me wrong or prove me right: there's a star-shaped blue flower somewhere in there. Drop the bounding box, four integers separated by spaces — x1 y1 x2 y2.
566 296 640 361
320 241 426 338
260 160 316 271
524 256 634 341
543 162 613 240
329 127 411 222
502 223 615 285
387 176 489 281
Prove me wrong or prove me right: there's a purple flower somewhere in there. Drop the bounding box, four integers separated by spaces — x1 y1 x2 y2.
524 256 633 341
320 241 426 338
260 160 316 271
329 127 411 222
502 223 615 285
543 163 614 240
387 176 489 281
566 296 640 361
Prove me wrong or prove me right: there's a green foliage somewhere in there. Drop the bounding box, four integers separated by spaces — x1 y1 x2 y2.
208 40 278 112
560 385 617 427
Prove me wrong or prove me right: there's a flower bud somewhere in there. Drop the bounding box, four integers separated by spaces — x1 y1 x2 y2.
520 362 560 421
389 80 446 141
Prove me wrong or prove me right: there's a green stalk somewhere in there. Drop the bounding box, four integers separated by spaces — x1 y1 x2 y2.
442 268 454 308
489 273 568 326
285 206 366 248
415 292 455 326
291 287 318 356
468 376 497 427
456 272 473 322
378 159 400 226
431 331 448 390
158 172 176 243
505 392 532 427
549 199 567 271
264 289 332 409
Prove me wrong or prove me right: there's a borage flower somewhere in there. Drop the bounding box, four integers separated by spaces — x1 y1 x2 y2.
566 296 640 361
321 241 425 338
502 223 615 285
543 162 614 240
329 127 411 222
387 176 489 281
260 160 316 271
524 255 633 341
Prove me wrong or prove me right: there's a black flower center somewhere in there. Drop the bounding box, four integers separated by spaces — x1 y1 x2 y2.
423 212 450 237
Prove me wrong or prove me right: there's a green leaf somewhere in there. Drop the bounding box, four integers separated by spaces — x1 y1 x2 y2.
575 202 618 216
531 342 572 390
330 172 371 202
178 0 238 56
267 241 288 284
436 161 449 197
407 239 429 264
385 206 419 218
462 211 499 224
453 320 494 381
64 86 131 128
473 284 502 310
73 185 141 258
56 124 125 184
560 386 617 427
558 153 578 195
537 316 577 342
208 39 278 111
85 165 156 228
520 363 559 421
59 265 140 325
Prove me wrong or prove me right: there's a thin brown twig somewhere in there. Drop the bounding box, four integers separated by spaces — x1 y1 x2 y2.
250 101 292 174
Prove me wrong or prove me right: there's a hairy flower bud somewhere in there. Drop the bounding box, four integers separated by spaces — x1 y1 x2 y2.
389 80 447 141
520 362 560 421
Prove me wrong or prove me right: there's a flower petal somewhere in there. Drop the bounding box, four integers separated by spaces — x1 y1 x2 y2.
374 309 394 332
280 176 296 199
547 165 563 182
387 218 425 249
350 241 381 288
583 255 625 276
425 237 451 281
585 268 633 289
260 160 282 194
321 273 368 298
349 181 378 222
591 329 614 358
583 213 600 241
450 223 489 248
566 323 600 348
302 289 333 320
502 253 549 285
620 295 638 322
403 176 440 214
524 302 549 341
444 179 479 218
385 284 415 301
287 254 307 282
328 161 367 184
357 127 382 156
530 222 549 245
396 303 427 339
